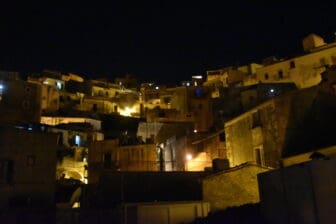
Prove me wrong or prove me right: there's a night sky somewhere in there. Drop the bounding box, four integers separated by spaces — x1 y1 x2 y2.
1 2 336 85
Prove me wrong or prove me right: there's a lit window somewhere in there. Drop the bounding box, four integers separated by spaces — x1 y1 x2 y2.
75 135 81 146
56 81 63 90
195 88 203 97
0 84 3 101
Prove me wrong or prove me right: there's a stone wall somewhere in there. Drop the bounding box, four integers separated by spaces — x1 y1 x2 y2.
202 163 270 211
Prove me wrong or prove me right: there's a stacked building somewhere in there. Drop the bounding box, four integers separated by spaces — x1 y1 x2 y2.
1 33 336 222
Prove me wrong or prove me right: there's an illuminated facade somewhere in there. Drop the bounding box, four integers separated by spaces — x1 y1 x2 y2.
88 139 157 183
186 130 226 171
204 64 262 98
225 70 336 168
167 86 213 132
251 34 336 89
43 116 104 183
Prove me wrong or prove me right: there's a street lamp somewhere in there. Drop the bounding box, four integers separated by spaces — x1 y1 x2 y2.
185 153 193 171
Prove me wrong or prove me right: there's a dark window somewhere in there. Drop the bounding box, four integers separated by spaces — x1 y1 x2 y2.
264 73 269 80
22 100 30 109
103 153 112 169
278 70 284 79
158 110 166 117
249 96 255 102
219 132 225 142
92 104 98 112
320 58 327 66
0 160 14 184
290 61 295 68
252 111 261 128
197 142 204 152
255 148 262 165
332 56 336 65
27 155 35 167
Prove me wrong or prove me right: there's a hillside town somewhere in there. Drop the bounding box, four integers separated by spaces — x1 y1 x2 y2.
1 33 336 223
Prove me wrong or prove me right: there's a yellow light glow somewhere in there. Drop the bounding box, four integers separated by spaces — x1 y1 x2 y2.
186 153 193 161
119 106 136 117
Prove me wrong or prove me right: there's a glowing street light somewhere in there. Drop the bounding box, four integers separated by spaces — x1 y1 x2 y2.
186 153 193 161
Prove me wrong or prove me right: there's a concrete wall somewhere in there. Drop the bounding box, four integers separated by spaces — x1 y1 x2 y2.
87 171 207 207
124 201 210 224
202 163 270 211
258 158 336 224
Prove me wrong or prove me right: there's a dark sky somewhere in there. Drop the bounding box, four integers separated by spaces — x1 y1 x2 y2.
1 2 336 85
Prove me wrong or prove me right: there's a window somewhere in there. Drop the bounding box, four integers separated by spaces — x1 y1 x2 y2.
320 58 327 66
0 160 14 184
219 132 225 142
75 135 81 146
249 96 255 102
103 153 112 169
264 73 269 80
332 56 336 65
92 104 98 112
290 61 295 68
252 110 261 128
255 148 262 165
0 83 3 101
56 82 63 90
278 70 284 79
22 100 30 109
27 155 35 167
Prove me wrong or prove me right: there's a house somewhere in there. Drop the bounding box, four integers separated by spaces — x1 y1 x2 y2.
252 33 336 89
88 139 158 184
0 126 58 208
137 122 193 171
186 130 226 171
0 79 41 124
41 116 104 183
224 67 336 168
